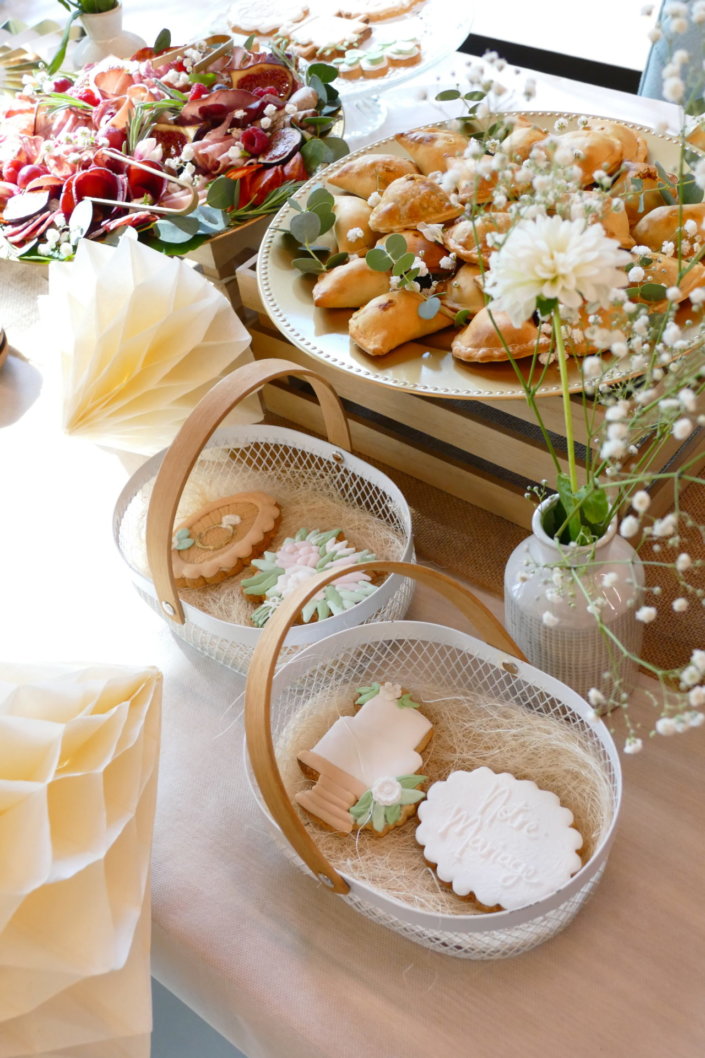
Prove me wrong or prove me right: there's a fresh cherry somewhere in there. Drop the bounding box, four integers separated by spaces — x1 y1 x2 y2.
16 164 47 190
2 159 24 184
52 77 74 93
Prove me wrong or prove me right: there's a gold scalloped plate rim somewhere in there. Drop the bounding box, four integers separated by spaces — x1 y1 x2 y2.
257 110 696 402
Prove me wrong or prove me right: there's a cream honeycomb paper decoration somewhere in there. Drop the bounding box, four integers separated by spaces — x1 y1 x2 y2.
41 236 256 454
0 663 162 1058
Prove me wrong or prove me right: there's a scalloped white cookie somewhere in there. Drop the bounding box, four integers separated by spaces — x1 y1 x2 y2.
228 0 309 35
416 768 583 911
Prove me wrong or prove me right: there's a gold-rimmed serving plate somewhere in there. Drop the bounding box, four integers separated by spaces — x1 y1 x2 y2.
257 112 689 401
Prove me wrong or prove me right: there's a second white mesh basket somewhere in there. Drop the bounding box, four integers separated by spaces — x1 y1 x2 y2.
244 562 622 960
113 359 414 673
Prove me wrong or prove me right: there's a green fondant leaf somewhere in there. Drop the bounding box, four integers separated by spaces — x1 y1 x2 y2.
399 788 426 806
241 568 283 595
371 802 386 832
302 599 319 623
398 774 427 789
355 683 381 705
295 528 309 540
385 803 402 825
397 693 422 710
316 600 329 621
325 585 345 612
350 790 373 821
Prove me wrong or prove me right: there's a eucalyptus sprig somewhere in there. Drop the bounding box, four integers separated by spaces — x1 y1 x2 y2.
284 186 348 275
366 234 447 320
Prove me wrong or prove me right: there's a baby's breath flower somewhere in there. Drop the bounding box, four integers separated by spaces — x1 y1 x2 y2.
676 552 692 572
673 597 689 612
624 737 643 754
656 717 679 736
620 515 640 538
542 610 559 628
632 490 651 513
673 417 693 439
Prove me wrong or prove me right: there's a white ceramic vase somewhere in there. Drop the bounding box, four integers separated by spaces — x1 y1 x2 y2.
71 4 146 68
504 498 645 701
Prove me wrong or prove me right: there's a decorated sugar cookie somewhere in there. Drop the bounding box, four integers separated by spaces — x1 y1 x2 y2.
296 681 432 835
416 768 583 912
171 491 280 589
241 528 376 626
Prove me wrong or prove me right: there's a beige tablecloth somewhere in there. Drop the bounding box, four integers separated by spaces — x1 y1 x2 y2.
1 26 703 1058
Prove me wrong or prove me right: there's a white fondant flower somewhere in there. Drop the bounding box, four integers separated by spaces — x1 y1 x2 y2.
484 215 631 325
370 776 403 806
221 514 241 527
380 682 403 700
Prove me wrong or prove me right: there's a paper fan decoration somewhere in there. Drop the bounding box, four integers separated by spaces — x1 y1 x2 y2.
0 663 162 1058
41 236 257 454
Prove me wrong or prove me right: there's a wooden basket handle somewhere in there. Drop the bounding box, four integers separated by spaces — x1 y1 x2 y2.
245 560 526 895
146 358 352 624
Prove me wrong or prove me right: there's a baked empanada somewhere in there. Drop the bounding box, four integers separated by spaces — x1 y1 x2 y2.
349 289 450 356
628 251 705 311
368 174 463 232
632 203 705 257
499 124 548 161
327 153 419 199
443 213 513 265
442 156 500 205
610 163 676 226
451 307 550 363
333 196 375 253
374 229 449 271
312 256 391 308
554 129 623 185
395 128 469 174
438 263 486 314
587 119 648 164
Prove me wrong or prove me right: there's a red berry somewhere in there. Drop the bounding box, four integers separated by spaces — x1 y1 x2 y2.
16 164 47 190
52 77 74 93
241 126 271 156
76 88 100 106
188 82 210 102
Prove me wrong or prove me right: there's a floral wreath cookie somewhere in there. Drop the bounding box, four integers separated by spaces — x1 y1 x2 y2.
171 491 280 589
416 768 583 911
241 527 376 626
228 0 310 36
296 681 433 835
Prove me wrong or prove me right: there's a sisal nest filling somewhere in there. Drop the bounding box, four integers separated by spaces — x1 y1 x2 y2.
275 684 615 916
119 446 407 626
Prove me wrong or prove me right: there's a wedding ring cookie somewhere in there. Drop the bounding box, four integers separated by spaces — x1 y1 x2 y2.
171 491 280 589
416 768 583 911
296 681 432 835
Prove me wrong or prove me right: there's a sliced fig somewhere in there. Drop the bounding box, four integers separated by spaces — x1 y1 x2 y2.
3 190 50 224
257 126 303 165
150 122 196 159
229 61 295 99
179 88 256 124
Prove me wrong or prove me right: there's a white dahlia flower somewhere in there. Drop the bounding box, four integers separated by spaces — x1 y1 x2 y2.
484 215 631 325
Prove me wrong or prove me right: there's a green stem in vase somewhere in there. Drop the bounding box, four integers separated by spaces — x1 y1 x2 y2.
553 304 579 496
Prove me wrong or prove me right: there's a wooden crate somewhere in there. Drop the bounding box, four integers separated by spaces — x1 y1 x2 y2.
236 253 705 529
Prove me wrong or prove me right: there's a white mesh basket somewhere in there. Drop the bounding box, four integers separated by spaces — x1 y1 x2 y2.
244 562 622 960
112 359 414 673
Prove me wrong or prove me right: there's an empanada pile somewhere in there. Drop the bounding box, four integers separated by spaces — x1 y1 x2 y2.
293 116 705 363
